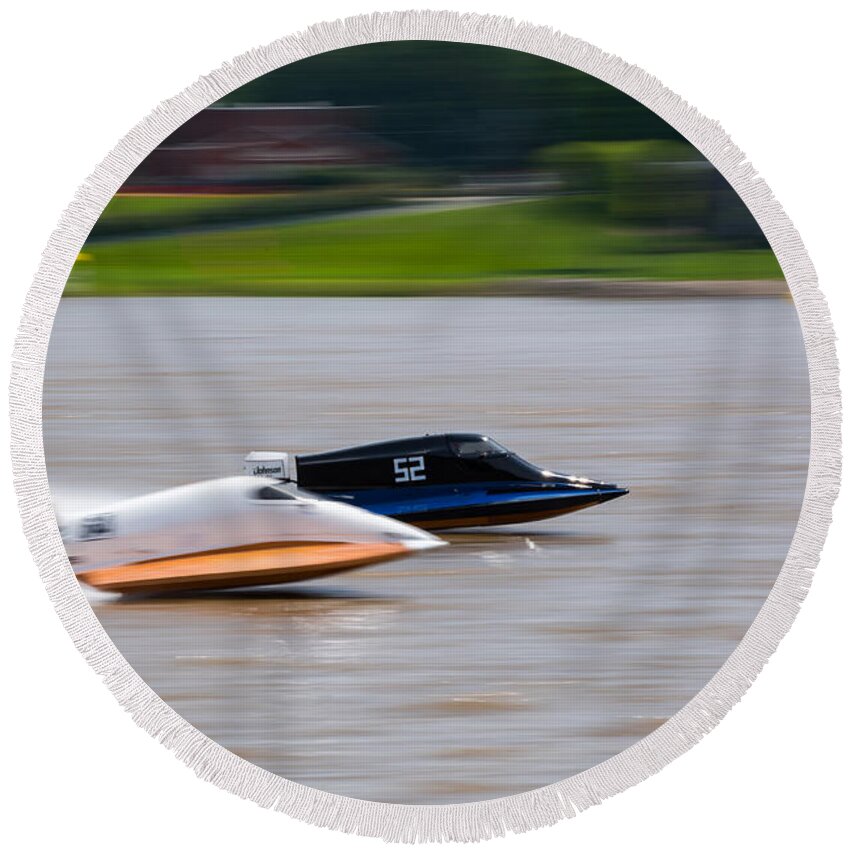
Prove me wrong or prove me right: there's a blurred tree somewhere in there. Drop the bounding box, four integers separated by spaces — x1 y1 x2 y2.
536 139 766 243
221 42 683 169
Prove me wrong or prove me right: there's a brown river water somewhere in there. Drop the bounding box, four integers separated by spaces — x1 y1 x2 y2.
44 296 809 804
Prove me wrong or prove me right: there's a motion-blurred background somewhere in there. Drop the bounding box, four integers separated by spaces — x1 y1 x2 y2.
68 42 781 296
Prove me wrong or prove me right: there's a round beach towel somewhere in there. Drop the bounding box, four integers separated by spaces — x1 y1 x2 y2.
10 11 839 842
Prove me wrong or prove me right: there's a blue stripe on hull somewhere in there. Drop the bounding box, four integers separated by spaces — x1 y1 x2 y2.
321 482 625 523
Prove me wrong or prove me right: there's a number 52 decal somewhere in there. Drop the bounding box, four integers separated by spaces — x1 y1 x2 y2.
393 455 426 483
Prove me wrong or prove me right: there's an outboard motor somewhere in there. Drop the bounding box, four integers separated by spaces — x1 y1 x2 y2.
243 451 294 482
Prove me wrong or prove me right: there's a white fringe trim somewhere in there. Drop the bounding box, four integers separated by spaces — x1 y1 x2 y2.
8 9 841 843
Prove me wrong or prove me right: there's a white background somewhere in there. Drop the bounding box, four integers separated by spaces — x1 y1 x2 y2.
1 2 847 847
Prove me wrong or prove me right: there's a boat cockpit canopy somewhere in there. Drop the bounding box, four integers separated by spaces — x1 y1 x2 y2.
251 484 299 501
448 435 510 458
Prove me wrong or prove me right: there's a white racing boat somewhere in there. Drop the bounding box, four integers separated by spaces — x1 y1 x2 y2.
62 476 445 594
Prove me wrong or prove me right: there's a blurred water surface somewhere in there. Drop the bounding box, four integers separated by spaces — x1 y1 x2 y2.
44 296 809 804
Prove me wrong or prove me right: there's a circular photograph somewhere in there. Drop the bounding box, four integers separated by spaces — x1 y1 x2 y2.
44 41 809 805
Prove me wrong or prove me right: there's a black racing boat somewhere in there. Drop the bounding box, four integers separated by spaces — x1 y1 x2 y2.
259 434 628 530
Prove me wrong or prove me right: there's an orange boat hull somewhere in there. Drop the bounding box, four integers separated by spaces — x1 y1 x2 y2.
76 540 408 593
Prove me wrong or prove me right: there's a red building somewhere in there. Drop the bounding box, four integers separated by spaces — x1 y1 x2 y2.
121 104 400 193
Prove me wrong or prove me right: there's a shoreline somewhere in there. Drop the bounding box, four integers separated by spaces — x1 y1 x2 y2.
483 278 789 298
63 279 790 298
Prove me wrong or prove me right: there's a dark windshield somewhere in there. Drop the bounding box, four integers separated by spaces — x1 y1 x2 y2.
449 437 510 459
252 485 297 501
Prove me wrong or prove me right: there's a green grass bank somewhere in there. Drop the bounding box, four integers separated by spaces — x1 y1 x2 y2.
68 197 784 296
